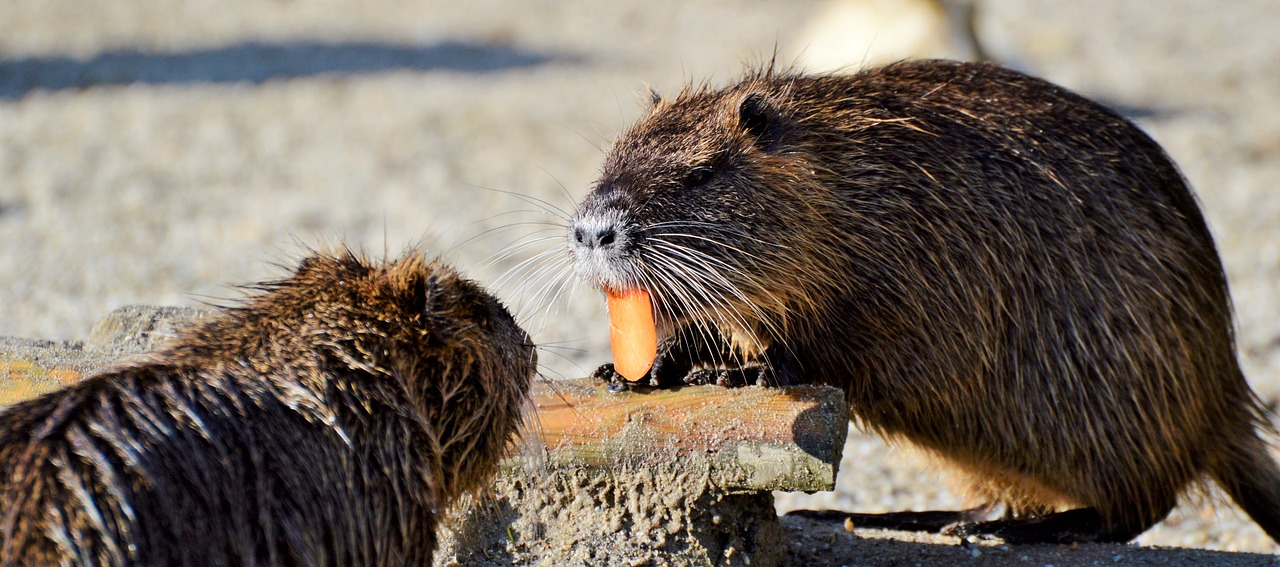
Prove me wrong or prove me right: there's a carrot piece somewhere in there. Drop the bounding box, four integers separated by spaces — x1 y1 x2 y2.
607 288 657 382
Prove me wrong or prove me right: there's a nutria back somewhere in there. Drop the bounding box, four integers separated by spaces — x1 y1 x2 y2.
0 248 536 565
568 59 1280 543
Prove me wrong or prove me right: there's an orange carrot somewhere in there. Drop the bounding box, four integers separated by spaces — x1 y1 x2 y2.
607 288 657 381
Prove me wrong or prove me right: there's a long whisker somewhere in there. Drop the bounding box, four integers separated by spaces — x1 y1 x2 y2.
640 254 737 370
647 240 779 310
447 218 566 259
652 233 792 271
644 238 789 344
485 234 566 277
461 182 575 222
641 238 783 368
642 221 791 249
648 234 800 313
527 262 581 339
639 256 737 372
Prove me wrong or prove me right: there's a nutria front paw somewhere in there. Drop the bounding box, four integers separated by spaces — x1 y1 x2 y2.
683 364 770 388
683 368 734 386
592 363 632 392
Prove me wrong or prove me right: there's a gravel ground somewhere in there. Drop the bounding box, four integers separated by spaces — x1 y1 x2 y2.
2 1 1278 564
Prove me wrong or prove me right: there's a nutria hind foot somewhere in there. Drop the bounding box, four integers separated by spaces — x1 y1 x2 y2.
787 504 1000 533
789 506 1157 544
943 507 1155 544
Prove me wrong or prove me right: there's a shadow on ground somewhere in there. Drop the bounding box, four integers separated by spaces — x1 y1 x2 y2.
0 40 572 99
782 516 1280 566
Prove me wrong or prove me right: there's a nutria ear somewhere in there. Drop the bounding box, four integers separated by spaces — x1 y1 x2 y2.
293 254 334 279
295 256 320 275
646 87 663 109
407 273 431 313
411 274 447 316
738 92 783 151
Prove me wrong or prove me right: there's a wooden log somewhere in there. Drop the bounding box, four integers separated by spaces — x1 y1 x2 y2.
528 379 847 492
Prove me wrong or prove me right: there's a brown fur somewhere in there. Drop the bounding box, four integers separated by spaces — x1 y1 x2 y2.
0 248 535 565
568 59 1280 543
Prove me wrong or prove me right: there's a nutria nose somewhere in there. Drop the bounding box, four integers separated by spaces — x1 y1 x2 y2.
572 223 618 250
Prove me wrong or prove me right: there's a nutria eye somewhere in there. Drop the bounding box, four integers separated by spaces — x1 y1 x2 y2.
682 167 714 188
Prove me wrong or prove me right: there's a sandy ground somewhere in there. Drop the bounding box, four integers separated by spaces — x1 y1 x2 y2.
2 0 1279 564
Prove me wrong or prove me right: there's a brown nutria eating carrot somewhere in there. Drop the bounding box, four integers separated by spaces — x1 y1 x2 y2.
568 59 1280 544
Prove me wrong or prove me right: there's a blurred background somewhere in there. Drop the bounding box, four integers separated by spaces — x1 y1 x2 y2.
2 0 1278 553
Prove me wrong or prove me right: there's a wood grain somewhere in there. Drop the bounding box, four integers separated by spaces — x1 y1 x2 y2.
528 379 847 491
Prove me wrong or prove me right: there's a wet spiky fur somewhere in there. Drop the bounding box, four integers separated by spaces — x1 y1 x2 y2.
0 248 535 565
569 59 1280 543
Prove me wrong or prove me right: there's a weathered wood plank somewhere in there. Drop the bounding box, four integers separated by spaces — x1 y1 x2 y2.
527 378 847 491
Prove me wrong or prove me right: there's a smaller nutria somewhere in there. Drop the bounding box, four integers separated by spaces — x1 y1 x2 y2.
568 59 1280 544
0 248 536 565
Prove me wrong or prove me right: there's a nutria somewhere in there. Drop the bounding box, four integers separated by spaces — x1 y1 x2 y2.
0 248 536 564
567 59 1280 544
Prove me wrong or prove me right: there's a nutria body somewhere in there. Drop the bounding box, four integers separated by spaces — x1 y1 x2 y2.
568 59 1280 544
0 249 535 565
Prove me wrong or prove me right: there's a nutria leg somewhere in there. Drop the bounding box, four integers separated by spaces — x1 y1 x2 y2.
944 507 1155 544
787 503 1001 532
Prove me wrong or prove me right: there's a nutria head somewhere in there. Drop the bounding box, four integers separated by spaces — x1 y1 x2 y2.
568 70 852 359
176 249 538 498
